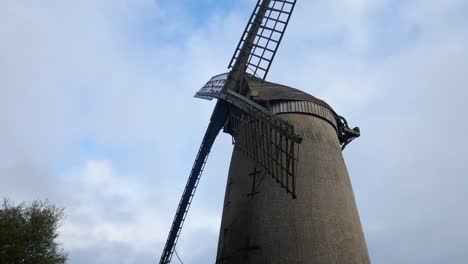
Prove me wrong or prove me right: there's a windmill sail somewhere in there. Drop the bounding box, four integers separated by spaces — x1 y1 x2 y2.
196 0 297 100
224 90 301 197
195 72 229 100
196 82 303 197
229 0 297 80
159 104 228 264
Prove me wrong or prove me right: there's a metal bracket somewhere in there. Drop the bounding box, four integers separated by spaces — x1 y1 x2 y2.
337 115 360 150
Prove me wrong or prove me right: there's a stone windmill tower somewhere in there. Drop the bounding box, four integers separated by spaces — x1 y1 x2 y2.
160 1 370 263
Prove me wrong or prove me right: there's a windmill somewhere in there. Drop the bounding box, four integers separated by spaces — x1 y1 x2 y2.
160 1 369 263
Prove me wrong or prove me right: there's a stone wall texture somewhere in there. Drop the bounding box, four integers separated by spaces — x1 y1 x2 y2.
216 110 370 264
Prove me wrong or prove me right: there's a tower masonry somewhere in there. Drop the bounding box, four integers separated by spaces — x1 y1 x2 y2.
216 78 370 264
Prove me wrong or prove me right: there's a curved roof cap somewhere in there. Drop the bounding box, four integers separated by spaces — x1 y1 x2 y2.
246 76 334 111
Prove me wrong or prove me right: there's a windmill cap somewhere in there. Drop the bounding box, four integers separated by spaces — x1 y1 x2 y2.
246 76 335 112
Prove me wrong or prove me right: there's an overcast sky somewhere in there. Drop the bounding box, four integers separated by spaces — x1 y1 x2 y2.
2 0 468 263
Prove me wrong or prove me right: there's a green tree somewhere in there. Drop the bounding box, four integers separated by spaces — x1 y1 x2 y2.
0 199 67 264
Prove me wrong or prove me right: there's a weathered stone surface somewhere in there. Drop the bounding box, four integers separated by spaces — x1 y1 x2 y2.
216 108 370 264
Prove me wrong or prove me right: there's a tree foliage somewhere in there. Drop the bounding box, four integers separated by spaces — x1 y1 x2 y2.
0 199 67 264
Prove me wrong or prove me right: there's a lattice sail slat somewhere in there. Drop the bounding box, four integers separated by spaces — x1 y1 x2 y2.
229 0 297 80
224 91 301 198
195 73 229 100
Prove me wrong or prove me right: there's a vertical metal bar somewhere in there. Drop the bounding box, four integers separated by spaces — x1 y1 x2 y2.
285 138 290 193
279 128 284 186
268 116 274 176
274 121 280 181
290 138 296 197
261 114 266 168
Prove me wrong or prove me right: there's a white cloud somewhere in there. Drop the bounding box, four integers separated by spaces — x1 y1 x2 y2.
57 159 222 263
60 160 165 250
1 0 226 262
